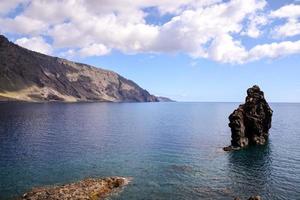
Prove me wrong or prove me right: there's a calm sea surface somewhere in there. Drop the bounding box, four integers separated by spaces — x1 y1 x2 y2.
0 102 299 200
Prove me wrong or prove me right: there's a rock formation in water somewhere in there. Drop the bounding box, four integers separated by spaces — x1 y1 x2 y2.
224 85 273 151
21 177 130 200
0 35 159 102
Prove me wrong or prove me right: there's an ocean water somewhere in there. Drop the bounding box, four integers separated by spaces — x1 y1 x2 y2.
0 102 299 200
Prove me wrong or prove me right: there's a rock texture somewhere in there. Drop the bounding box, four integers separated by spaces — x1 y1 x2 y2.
234 195 262 200
224 85 272 151
0 35 158 102
21 177 130 200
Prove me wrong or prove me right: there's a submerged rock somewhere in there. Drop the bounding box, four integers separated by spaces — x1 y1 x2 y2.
224 85 272 151
21 177 130 200
248 196 262 200
234 195 262 200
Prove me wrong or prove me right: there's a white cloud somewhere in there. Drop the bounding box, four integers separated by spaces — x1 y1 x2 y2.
0 15 47 35
155 0 266 52
248 40 300 61
208 34 247 64
79 43 111 57
242 14 267 38
270 4 300 19
270 4 300 38
0 0 27 16
82 0 223 16
272 19 300 38
15 36 53 55
0 0 300 64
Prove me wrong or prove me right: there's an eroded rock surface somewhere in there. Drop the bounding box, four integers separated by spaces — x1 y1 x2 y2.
224 85 272 151
234 195 262 200
21 177 130 200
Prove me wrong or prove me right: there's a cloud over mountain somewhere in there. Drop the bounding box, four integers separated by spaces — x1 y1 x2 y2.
0 0 299 64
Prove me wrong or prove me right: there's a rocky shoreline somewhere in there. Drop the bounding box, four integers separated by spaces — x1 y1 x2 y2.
20 177 130 200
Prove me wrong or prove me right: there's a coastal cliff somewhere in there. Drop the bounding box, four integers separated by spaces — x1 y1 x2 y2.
0 35 158 102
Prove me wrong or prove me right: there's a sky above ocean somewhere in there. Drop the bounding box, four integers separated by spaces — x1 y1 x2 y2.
0 0 300 102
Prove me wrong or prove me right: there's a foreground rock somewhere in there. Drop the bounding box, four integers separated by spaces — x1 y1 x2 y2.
234 195 262 200
21 177 130 200
224 85 272 151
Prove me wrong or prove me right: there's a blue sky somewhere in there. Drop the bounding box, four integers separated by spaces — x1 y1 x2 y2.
76 51 300 102
0 0 300 102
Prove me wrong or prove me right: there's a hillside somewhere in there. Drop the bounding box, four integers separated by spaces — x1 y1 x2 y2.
0 35 158 102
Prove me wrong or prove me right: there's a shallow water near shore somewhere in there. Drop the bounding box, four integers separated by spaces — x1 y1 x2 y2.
0 102 300 199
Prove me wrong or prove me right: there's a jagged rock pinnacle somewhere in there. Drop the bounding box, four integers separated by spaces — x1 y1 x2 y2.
224 85 273 151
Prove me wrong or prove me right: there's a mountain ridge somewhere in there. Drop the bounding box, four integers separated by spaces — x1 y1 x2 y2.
0 35 161 102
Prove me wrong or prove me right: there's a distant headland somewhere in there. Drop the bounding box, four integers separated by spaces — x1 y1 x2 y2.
0 35 172 103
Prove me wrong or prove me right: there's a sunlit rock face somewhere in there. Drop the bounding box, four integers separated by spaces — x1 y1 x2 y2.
21 177 130 200
224 85 273 151
0 35 158 102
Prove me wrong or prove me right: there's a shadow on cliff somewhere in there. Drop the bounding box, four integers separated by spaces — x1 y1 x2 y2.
226 143 273 199
0 35 157 102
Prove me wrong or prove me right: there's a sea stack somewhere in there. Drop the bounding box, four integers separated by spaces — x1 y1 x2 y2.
224 85 273 151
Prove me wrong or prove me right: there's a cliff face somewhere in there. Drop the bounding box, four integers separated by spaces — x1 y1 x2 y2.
0 35 158 102
157 96 175 102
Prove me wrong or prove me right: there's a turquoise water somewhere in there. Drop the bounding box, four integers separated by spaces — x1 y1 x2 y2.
0 102 299 199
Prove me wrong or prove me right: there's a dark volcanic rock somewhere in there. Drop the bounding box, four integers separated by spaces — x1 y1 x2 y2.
248 196 262 200
224 85 272 151
234 195 262 200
